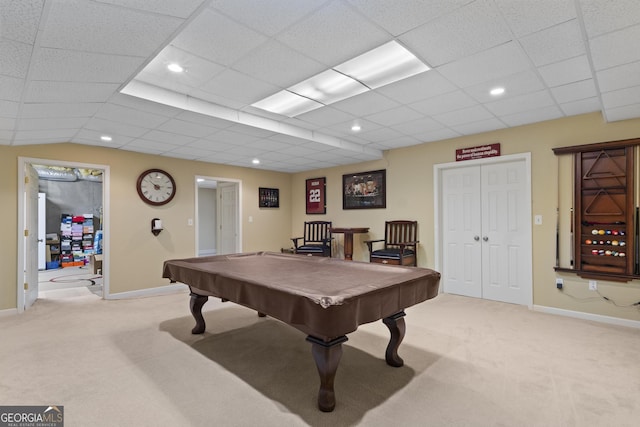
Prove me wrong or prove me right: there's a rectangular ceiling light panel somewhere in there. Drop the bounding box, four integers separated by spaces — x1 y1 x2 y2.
289 69 369 104
251 90 324 117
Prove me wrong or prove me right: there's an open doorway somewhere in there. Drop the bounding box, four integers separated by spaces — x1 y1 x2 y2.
17 157 110 312
195 176 241 256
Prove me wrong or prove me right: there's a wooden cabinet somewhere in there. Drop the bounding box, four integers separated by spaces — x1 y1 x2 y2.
574 147 634 276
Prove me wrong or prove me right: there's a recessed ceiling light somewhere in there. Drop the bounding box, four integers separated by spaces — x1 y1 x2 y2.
251 41 429 117
100 135 112 142
167 63 184 73
252 159 260 165
490 87 505 96
351 124 361 132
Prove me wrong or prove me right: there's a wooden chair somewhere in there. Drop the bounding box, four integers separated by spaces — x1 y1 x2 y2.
364 220 418 266
291 221 333 257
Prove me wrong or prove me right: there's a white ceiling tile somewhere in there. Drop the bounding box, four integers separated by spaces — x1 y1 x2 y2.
226 123 275 138
411 127 461 143
375 71 458 105
437 42 531 87
0 0 43 44
95 104 169 129
0 39 33 78
321 118 382 136
25 81 120 103
357 126 405 143
165 145 219 158
42 0 184 56
232 41 325 88
463 70 546 103
31 48 144 83
97 0 206 19
579 0 640 38
348 0 470 36
500 106 564 127
589 24 640 71
276 1 389 67
432 105 494 126
13 129 76 141
200 69 280 105
370 135 421 150
172 9 267 67
0 75 25 102
124 138 179 152
551 79 597 103
452 118 506 135
538 55 592 87
520 20 585 66
596 61 640 92
0 100 19 117
333 91 400 117
71 137 125 148
400 0 512 66
119 145 164 155
17 117 88 131
365 106 424 127
109 93 184 118
139 129 197 145
297 107 357 128
84 117 151 138
20 103 101 119
208 129 262 145
560 97 601 116
156 119 218 138
410 90 477 116
212 0 327 37
485 90 556 116
187 139 236 152
175 111 234 129
390 117 446 136
496 0 576 37
74 129 132 146
604 103 640 122
601 85 640 109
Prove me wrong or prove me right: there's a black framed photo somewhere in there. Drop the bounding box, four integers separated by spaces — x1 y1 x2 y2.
259 187 279 208
342 169 386 209
306 177 326 214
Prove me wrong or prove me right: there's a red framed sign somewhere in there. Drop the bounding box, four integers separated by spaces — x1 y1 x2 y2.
306 177 326 214
456 143 501 161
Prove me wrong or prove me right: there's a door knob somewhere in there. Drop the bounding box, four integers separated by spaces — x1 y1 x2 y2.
483 236 489 242
474 236 480 241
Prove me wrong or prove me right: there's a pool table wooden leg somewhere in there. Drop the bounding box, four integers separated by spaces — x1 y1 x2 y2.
189 292 209 334
382 310 406 367
306 335 348 412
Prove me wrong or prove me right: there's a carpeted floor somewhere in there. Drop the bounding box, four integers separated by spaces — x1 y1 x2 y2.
1 290 638 426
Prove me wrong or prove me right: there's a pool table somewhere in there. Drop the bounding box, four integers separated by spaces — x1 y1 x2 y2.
162 251 440 412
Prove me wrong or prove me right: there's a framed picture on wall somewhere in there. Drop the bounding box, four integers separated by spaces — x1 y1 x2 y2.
342 169 386 209
305 177 326 214
258 187 279 208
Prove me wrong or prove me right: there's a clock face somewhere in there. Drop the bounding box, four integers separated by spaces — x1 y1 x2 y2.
136 169 176 206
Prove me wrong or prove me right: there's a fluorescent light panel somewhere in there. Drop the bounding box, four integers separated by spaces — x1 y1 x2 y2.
251 41 429 117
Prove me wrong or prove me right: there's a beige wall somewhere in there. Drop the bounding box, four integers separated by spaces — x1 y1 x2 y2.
0 143 292 310
292 112 640 322
3 113 640 322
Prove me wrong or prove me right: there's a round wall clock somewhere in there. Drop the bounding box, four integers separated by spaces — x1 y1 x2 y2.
136 169 176 206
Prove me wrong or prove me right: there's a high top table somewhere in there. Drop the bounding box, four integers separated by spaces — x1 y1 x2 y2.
329 227 369 260
163 251 440 412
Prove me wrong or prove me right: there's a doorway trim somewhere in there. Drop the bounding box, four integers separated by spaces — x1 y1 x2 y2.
17 157 110 313
194 175 242 256
433 152 533 307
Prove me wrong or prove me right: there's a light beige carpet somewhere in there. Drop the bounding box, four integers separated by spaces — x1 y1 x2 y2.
0 290 638 426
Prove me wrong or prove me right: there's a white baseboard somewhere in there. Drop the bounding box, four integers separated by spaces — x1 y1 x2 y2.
106 283 187 300
533 305 640 329
0 307 19 317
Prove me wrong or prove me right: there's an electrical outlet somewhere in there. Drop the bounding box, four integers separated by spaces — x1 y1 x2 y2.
556 278 563 289
589 280 597 291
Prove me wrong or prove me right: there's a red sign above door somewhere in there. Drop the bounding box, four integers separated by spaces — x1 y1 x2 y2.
455 143 501 161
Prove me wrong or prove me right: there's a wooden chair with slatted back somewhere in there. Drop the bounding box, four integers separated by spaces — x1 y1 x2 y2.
364 220 418 266
291 221 333 257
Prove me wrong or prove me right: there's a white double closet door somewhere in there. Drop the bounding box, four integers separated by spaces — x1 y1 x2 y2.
439 155 532 305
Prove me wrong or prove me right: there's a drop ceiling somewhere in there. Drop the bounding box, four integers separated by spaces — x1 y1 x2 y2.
2 0 640 173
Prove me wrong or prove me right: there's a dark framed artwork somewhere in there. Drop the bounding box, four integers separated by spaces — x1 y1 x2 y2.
342 169 386 209
258 187 279 208
305 177 326 214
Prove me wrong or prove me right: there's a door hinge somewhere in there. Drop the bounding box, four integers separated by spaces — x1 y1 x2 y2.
24 229 29 237
25 176 29 184
24 282 29 290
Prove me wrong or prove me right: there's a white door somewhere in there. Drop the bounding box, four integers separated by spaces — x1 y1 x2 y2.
440 158 532 305
25 164 40 309
442 166 483 297
218 182 239 254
